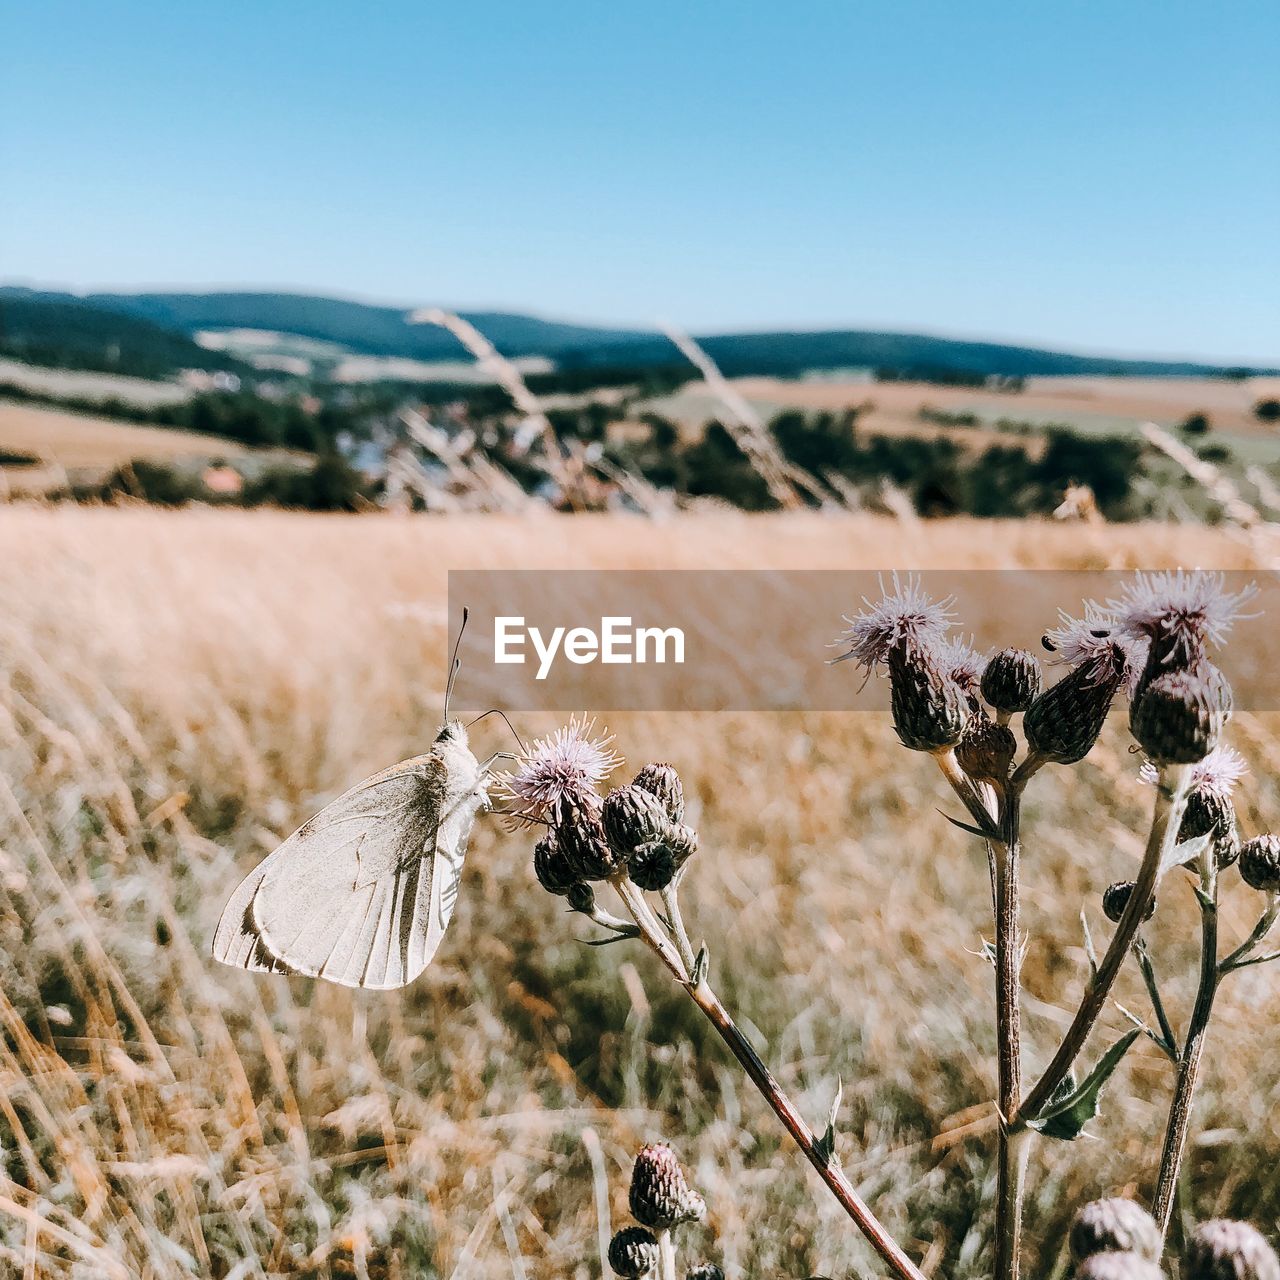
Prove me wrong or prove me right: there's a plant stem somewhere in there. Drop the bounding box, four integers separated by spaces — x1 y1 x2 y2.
992 792 1024 1280
657 1228 677 1280
1219 895 1279 973
935 752 1025 1280
1151 850 1219 1238
1134 936 1180 1062
1018 764 1190 1126
610 875 927 1280
661 880 698 975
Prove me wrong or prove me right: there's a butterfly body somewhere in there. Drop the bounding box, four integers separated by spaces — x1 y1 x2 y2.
213 720 493 989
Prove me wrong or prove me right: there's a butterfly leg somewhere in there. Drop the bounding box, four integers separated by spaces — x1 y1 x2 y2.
479 750 519 774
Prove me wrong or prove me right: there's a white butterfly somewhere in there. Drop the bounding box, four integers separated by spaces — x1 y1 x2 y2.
212 615 511 989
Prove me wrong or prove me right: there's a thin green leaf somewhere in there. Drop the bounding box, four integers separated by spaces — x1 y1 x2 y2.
1030 1029 1141 1141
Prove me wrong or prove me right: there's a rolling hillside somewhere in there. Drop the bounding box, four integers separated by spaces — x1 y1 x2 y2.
4 286 1271 381
0 292 248 379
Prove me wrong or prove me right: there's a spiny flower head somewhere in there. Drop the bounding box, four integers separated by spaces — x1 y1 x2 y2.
1075 1254 1165 1280
939 635 987 692
500 717 622 820
832 574 954 672
1141 745 1247 797
1184 1219 1280 1280
629 1143 706 1230
1109 570 1258 656
1044 605 1148 692
1070 1198 1161 1263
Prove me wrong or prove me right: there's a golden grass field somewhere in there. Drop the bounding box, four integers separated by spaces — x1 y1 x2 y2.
3 507 1280 1278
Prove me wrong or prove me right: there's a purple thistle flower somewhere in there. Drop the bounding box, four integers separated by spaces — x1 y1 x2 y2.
1109 570 1258 652
1140 745 1247 797
832 574 954 672
938 635 987 692
499 717 622 821
1044 605 1149 693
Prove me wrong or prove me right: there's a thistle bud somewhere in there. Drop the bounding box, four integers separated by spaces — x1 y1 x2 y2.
1240 835 1280 893
566 882 596 914
603 785 671 857
1184 1220 1280 1280
888 642 969 753
1131 668 1224 765
629 823 698 892
533 831 579 896
629 1144 706 1230
981 647 1043 714
1070 1199 1162 1263
1024 664 1120 765
608 1226 660 1278
633 762 685 823
1102 882 1157 925
686 1268 724 1280
957 717 1017 780
1181 785 1240 868
555 793 621 881
1075 1254 1165 1280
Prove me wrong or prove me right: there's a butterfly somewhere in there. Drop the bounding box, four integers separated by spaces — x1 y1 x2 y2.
212 611 515 989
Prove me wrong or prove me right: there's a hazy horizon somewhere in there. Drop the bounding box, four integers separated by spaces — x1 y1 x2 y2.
5 276 1274 369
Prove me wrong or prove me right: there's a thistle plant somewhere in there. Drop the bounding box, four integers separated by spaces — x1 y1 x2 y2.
831 570 1275 1277
502 724 927 1280
606 1144 720 1280
503 570 1277 1277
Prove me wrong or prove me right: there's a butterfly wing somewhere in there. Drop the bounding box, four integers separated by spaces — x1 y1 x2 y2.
212 752 456 989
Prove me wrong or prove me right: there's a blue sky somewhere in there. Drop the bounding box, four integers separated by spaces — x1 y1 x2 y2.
3 1 1277 362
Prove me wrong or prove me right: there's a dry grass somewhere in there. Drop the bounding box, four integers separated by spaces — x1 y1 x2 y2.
0 401 250 471
2 507 1280 1278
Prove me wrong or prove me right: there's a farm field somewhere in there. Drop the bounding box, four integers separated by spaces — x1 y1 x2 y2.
3 507 1280 1277
646 374 1280 457
0 400 305 495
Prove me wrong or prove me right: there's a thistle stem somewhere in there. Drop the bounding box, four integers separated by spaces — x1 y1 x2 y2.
1220 895 1279 973
1135 936 1180 1062
992 798 1024 1280
935 752 1024 1280
1018 764 1190 1125
1152 851 1219 1238
661 880 698 975
611 874 926 1280
657 1228 677 1280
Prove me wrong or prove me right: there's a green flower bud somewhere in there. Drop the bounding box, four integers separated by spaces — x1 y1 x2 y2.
1024 663 1121 765
1070 1199 1161 1262
608 1226 659 1278
1181 786 1239 867
555 793 622 881
1102 882 1157 926
629 1144 706 1230
1240 835 1280 893
603 785 670 857
1131 667 1224 765
1184 1220 1280 1280
888 641 969 753
633 762 685 823
533 831 579 896
981 647 1043 714
957 717 1017 780
629 823 698 892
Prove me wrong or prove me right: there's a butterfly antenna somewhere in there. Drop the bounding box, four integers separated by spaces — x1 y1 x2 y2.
444 607 468 722
466 707 528 752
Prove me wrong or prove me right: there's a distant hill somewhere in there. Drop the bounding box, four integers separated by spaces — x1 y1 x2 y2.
1 286 1271 380
0 292 247 379
1 288 650 364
